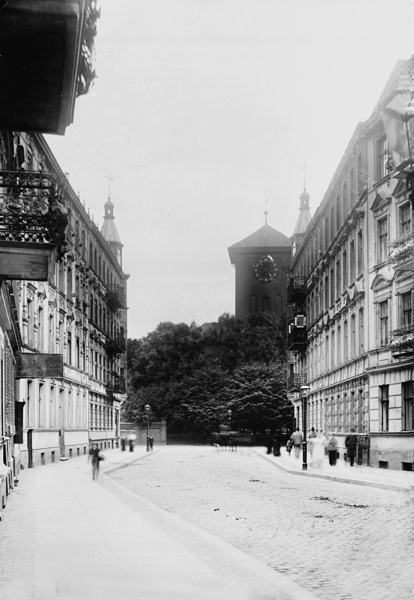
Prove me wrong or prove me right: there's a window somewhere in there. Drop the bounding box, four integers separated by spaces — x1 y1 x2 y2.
376 135 388 181
249 295 257 314
331 330 335 369
350 314 356 358
401 292 412 326
380 385 389 431
402 382 413 431
336 260 341 299
359 308 364 353
357 152 363 195
377 217 388 263
344 321 348 362
399 202 411 235
349 168 355 207
343 181 348 217
262 295 270 312
324 276 329 311
330 268 334 306
38 307 44 351
67 331 72 365
342 250 347 291
330 205 335 242
379 301 388 347
337 326 341 365
350 240 356 282
357 229 363 275
336 195 341 230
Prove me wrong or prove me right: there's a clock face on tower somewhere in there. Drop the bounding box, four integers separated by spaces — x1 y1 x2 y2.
253 256 277 283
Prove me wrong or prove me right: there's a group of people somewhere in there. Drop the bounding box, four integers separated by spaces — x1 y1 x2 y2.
286 427 359 467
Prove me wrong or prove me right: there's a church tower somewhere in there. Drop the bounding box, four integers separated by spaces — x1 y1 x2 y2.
101 197 123 267
291 188 312 256
228 214 292 321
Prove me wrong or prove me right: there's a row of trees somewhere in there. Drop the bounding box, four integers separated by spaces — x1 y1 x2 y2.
123 312 292 436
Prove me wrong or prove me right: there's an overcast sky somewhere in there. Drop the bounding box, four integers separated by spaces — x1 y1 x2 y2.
46 0 414 339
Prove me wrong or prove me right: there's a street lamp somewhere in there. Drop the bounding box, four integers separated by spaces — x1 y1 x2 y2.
145 404 150 452
300 385 310 471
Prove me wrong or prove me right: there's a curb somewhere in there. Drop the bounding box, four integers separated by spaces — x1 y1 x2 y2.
102 449 159 475
254 451 412 493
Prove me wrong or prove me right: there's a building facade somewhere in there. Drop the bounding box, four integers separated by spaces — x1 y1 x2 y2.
12 134 128 469
228 218 292 321
287 58 414 470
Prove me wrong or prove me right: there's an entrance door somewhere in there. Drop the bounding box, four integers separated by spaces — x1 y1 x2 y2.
58 389 65 458
27 429 33 468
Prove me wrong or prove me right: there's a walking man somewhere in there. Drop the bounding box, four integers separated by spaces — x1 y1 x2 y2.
290 428 303 459
345 428 358 466
327 433 338 466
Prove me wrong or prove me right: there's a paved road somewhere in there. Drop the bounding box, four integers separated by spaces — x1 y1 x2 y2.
111 445 414 600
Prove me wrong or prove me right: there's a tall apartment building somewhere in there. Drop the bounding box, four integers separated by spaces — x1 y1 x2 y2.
0 0 100 507
287 58 414 470
11 134 128 469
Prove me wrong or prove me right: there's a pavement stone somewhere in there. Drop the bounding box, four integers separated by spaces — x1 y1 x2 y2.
111 445 414 600
0 447 320 600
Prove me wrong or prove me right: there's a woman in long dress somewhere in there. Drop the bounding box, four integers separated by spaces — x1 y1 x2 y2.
311 431 326 468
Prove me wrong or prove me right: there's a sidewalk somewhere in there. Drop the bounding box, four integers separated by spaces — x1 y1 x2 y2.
0 446 320 600
255 446 414 492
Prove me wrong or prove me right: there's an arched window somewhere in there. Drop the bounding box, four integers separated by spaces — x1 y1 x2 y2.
275 294 282 316
262 295 270 312
249 295 257 314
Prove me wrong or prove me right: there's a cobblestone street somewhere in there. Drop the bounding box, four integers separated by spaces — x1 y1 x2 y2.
111 446 414 600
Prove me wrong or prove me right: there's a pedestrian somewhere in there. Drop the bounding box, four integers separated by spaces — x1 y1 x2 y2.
286 438 293 456
308 427 317 459
149 435 154 451
88 444 104 480
266 431 273 455
290 428 303 459
327 433 338 466
127 431 136 452
272 431 281 457
311 431 325 468
345 428 358 466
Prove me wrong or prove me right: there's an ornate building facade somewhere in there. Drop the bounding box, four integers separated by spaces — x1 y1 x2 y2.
287 58 414 470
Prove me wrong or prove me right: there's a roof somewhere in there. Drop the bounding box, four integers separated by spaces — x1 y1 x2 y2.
228 224 291 249
292 209 312 236
101 216 122 245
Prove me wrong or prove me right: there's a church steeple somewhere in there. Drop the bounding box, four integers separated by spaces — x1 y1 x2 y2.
291 188 312 256
101 197 123 267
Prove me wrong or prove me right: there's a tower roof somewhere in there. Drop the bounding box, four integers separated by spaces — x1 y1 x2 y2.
101 197 122 245
292 188 312 236
229 224 291 249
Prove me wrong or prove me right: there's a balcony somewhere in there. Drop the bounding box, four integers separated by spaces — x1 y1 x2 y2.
0 0 99 135
106 284 126 310
389 229 414 271
106 374 126 395
0 170 69 280
389 324 414 358
287 373 307 392
106 332 127 355
287 318 307 352
287 276 307 303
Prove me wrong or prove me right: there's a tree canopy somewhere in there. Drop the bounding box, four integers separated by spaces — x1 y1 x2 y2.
124 312 292 435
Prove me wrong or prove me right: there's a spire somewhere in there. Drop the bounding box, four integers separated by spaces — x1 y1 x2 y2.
264 210 268 225
292 187 312 238
101 196 123 267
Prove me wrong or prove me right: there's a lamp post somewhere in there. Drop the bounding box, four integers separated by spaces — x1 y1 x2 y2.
145 404 150 452
300 385 310 471
227 409 232 431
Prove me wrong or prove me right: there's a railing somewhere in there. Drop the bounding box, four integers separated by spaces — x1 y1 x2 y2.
287 276 307 303
389 323 414 356
0 170 69 259
106 332 127 354
106 374 126 394
106 284 126 309
287 372 307 392
389 229 414 266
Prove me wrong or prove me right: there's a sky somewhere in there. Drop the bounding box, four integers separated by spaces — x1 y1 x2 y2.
46 0 414 339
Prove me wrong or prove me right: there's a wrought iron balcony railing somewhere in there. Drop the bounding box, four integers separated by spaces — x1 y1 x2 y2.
0 170 69 277
389 323 414 357
106 374 126 395
389 229 414 268
106 284 126 310
287 373 307 392
287 319 307 352
287 276 307 303
106 332 127 355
